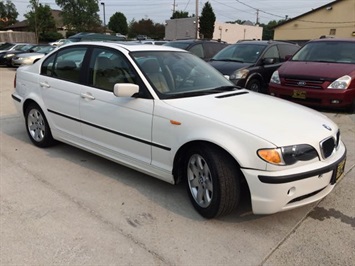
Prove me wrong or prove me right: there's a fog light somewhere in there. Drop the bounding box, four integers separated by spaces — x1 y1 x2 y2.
331 100 340 104
287 187 296 196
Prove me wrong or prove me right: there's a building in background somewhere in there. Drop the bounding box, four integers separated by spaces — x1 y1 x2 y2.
165 17 262 43
274 0 354 43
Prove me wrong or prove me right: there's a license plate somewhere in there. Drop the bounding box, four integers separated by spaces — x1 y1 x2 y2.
292 90 307 99
334 158 346 183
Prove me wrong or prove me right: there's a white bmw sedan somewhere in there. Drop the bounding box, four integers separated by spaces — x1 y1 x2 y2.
12 42 347 218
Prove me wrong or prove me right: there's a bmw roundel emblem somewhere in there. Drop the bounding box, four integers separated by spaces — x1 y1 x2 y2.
322 124 332 131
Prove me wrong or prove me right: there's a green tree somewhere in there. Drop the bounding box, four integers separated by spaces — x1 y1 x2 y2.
55 0 101 32
128 18 164 40
170 10 189 19
0 0 18 30
25 0 57 43
108 12 128 35
199 2 215 39
226 20 245 25
261 20 284 40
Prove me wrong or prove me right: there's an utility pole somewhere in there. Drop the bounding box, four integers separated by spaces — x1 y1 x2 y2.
256 9 259 24
195 0 199 39
172 0 176 14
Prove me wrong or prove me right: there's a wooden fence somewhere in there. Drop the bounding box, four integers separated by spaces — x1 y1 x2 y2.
0 31 36 43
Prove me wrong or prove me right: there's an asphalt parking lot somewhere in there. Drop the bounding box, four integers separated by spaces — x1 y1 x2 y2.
1 66 354 265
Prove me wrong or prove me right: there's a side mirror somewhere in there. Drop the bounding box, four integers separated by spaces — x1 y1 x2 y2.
113 83 139 97
285 54 293 61
263 58 275 65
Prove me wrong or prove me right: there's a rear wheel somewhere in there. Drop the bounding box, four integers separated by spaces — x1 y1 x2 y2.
25 103 56 148
184 143 241 218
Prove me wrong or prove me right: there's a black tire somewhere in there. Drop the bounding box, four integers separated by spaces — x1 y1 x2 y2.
25 103 56 148
246 79 262 93
184 143 241 218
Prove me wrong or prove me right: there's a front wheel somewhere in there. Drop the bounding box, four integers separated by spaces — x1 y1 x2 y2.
246 79 262 93
25 103 56 148
184 144 241 218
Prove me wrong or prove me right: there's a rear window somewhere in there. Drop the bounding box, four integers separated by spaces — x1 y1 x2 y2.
292 41 355 64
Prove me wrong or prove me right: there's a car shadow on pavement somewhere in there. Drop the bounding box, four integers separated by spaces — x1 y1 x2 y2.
1 116 261 222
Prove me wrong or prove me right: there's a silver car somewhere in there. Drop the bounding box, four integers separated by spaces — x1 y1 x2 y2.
11 45 56 66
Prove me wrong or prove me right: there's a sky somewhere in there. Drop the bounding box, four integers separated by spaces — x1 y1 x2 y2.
11 0 333 25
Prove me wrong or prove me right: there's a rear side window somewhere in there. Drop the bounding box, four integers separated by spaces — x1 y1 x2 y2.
41 47 87 83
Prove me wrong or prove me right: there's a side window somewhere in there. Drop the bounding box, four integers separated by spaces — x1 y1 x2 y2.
89 48 137 92
263 45 280 63
54 47 87 82
278 44 299 61
41 53 56 76
189 44 204 59
203 43 223 60
41 47 87 83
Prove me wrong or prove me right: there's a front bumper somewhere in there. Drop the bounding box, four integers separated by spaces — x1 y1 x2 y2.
241 142 346 214
269 83 355 110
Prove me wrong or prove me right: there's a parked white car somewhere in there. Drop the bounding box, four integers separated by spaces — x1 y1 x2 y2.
12 42 347 218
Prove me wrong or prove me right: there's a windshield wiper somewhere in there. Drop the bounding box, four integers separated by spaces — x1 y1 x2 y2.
211 58 244 63
313 60 334 63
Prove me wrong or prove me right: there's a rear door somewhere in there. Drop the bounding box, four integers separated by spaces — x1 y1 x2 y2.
40 46 88 139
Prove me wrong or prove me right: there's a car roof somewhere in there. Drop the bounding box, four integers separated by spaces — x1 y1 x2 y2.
235 40 298 46
309 37 355 43
56 41 187 53
165 39 226 44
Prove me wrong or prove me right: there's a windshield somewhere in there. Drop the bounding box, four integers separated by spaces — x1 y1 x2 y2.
0 42 14 50
131 51 236 99
292 41 355 63
163 42 190 50
19 44 35 51
212 43 266 63
32 45 55 53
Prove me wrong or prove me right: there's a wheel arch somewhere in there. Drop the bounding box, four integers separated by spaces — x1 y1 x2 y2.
23 98 40 116
246 72 264 86
172 140 247 185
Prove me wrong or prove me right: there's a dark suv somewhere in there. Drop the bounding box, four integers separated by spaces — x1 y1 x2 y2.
208 40 299 93
163 39 228 61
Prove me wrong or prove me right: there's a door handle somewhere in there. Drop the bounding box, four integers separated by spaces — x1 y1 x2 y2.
39 82 50 88
80 92 96 100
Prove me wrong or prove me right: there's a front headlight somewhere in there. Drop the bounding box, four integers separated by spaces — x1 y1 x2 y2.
257 144 319 165
270 71 280 84
4 53 15 58
327 75 351 89
230 68 249 80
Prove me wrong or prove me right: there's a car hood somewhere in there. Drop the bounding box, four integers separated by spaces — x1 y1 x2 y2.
281 61 355 78
164 90 337 146
208 60 252 75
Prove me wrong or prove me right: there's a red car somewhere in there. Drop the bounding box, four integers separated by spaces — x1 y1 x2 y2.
269 38 355 112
